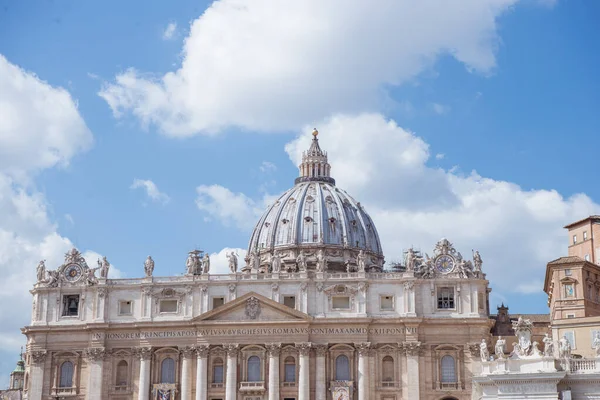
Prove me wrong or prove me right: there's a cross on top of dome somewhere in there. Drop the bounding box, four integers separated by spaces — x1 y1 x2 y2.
295 128 335 185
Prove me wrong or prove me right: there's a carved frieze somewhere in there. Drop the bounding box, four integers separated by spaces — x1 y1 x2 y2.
245 297 261 319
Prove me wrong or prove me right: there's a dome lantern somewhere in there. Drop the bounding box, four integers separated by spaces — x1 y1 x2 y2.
295 128 335 185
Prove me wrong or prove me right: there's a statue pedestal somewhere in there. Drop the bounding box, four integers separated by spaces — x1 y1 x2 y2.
271 273 280 279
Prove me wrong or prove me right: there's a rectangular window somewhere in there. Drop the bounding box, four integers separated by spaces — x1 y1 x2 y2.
283 296 296 309
62 295 80 317
565 269 572 276
119 301 132 316
212 297 225 309
437 287 455 309
583 231 588 240
573 235 577 244
159 299 178 313
332 296 351 310
380 295 394 311
567 314 575 319
564 331 576 349
284 364 296 382
213 365 224 383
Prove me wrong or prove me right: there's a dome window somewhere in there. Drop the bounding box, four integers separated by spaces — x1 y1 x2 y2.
325 195 333 203
306 195 315 203
281 219 289 224
351 219 357 226
264 222 271 227
304 216 313 223
329 217 336 224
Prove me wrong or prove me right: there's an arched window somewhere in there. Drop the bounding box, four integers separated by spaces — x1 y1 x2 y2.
160 358 175 384
212 358 224 383
440 355 456 383
59 361 74 387
116 360 128 386
284 356 296 382
382 356 394 382
335 355 350 381
247 356 260 382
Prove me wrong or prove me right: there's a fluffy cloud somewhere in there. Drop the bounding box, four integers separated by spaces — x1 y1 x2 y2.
195 185 265 230
162 22 178 40
100 0 517 136
0 55 95 381
208 247 248 275
131 178 171 205
203 113 597 295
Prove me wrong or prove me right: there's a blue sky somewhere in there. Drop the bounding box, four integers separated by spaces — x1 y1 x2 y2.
1 0 600 386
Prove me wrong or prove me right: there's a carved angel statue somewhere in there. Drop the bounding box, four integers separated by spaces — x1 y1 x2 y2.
420 254 435 279
558 335 572 359
315 249 327 272
226 252 238 273
46 269 59 287
356 250 367 272
271 252 281 273
296 250 307 272
531 341 542 357
405 248 416 271
202 253 210 274
457 258 473 279
473 250 483 272
36 260 46 283
144 256 155 277
542 333 554 357
84 266 99 285
495 336 505 359
592 333 600 357
65 247 82 264
480 339 490 362
98 256 110 279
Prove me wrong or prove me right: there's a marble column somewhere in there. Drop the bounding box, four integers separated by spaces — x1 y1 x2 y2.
85 347 106 400
225 344 239 400
137 347 153 400
195 345 209 400
355 343 370 400
314 344 328 400
180 346 195 400
266 343 281 400
401 341 421 400
28 351 47 400
296 342 311 400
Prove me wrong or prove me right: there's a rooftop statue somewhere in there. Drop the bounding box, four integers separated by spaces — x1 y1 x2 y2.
144 256 155 277
36 260 46 283
98 256 110 279
226 252 238 273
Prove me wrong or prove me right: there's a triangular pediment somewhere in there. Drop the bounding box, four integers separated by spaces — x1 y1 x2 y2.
194 292 312 322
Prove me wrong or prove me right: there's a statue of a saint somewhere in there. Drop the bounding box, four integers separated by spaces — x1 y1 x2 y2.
271 252 281 273
84 266 99 285
592 333 600 357
144 256 155 277
480 339 490 362
559 335 572 359
357 250 367 272
249 251 260 272
316 249 327 272
98 256 110 279
542 333 554 357
185 252 196 275
495 336 505 359
531 341 542 357
36 260 46 283
226 252 238 273
296 250 307 272
473 250 483 272
202 253 210 274
405 248 416 271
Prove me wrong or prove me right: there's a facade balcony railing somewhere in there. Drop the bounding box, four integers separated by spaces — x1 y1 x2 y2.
51 386 77 396
210 382 224 388
564 358 600 373
380 380 396 388
239 381 265 392
282 381 296 387
438 381 459 390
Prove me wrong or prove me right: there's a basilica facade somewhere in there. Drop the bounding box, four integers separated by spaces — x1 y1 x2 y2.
22 130 493 400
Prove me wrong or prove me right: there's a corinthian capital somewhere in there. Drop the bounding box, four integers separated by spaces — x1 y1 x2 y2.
134 346 153 361
295 342 312 356
225 344 239 356
314 344 329 356
84 347 107 361
354 342 371 356
196 345 210 358
179 345 196 359
265 343 282 357
401 341 422 356
30 350 47 364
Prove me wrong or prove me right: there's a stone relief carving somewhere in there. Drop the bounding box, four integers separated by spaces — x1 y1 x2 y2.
245 297 261 320
466 342 480 358
510 317 537 359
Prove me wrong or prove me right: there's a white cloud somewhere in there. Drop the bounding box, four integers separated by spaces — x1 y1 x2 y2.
259 161 277 173
203 113 598 295
0 55 98 383
162 22 178 40
431 102 450 115
130 178 171 204
208 247 248 274
435 153 445 160
100 0 517 136
195 185 265 230
0 55 93 177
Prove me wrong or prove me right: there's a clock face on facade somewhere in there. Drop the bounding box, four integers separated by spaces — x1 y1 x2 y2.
64 264 83 282
435 255 455 274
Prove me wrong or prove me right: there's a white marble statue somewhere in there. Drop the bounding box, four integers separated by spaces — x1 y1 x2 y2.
531 341 542 357
226 252 238 273
202 253 210 274
405 248 416 271
316 249 327 272
542 333 554 357
271 252 281 273
186 252 196 275
98 256 110 279
558 335 572 359
495 336 505 359
592 333 600 357
473 250 483 272
249 251 260 272
296 250 307 272
144 256 155 277
457 258 472 279
46 269 59 287
84 266 99 285
357 250 367 272
36 260 46 283
480 339 490 362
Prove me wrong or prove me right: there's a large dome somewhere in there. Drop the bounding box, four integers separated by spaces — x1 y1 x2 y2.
245 129 384 273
